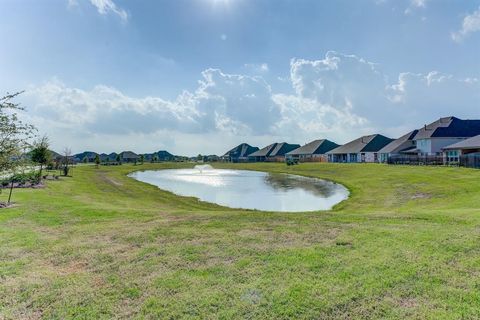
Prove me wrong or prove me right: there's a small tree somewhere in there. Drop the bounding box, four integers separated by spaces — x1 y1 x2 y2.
83 156 88 164
62 147 72 176
140 154 145 165
30 135 51 181
152 155 158 163
0 92 36 204
0 92 36 172
95 154 100 168
116 154 122 165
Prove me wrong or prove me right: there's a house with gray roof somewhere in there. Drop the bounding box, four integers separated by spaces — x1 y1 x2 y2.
222 143 259 162
119 151 139 163
413 117 480 155
442 135 480 164
327 134 393 163
249 142 300 162
378 130 419 163
73 151 98 163
286 139 339 162
107 152 118 162
144 150 175 162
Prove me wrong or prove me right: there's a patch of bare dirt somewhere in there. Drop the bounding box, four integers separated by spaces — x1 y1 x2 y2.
410 193 431 200
105 177 123 186
0 202 15 209
97 174 123 186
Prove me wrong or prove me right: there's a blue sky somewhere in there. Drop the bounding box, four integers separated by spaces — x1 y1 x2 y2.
1 0 480 155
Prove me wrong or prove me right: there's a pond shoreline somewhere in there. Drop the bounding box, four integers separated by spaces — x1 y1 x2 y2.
129 167 349 212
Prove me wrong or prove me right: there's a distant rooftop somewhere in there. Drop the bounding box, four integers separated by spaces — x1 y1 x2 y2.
443 135 480 150
249 142 300 157
414 117 480 140
249 143 277 157
223 143 259 158
287 139 339 155
378 130 418 154
327 134 393 154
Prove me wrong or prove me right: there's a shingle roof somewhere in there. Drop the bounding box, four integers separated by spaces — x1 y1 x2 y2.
270 142 301 156
223 143 259 158
156 150 174 158
73 151 98 160
378 130 418 154
249 142 300 157
399 147 419 154
249 143 277 157
327 134 393 154
413 117 480 140
442 135 480 150
120 151 138 159
287 139 340 156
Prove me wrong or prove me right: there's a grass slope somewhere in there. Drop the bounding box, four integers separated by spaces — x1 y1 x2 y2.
1 163 480 319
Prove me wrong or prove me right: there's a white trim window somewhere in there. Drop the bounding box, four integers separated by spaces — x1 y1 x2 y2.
446 150 459 163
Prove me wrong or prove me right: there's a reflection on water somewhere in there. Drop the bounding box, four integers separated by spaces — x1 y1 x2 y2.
264 174 337 197
129 167 349 212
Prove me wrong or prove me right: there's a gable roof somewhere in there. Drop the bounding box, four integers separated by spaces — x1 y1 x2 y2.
327 134 393 154
74 151 98 159
270 142 301 156
223 143 259 158
414 117 480 140
378 130 419 154
120 151 138 159
287 139 340 156
249 142 300 157
443 135 480 150
108 152 118 160
249 143 277 157
156 150 174 158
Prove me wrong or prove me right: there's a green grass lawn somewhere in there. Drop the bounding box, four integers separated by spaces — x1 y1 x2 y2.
1 162 480 319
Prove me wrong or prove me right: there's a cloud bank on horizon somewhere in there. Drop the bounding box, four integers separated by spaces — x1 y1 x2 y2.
23 52 480 155
2 0 480 155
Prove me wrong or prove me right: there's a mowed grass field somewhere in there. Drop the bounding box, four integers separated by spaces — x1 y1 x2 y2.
1 162 480 319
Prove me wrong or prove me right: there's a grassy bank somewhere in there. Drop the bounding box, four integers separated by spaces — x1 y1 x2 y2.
1 162 480 319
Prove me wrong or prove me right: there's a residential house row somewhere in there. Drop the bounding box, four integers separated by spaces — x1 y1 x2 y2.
222 116 480 165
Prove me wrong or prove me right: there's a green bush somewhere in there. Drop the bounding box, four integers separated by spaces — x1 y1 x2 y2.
0 171 40 186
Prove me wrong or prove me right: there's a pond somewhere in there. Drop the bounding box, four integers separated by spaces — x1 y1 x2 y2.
129 165 349 212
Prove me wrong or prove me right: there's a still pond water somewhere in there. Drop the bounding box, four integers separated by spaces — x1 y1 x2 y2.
129 165 349 212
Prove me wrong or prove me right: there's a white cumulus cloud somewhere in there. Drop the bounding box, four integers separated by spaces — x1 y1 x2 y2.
90 0 128 21
452 7 480 42
67 0 128 21
404 0 428 15
21 52 480 154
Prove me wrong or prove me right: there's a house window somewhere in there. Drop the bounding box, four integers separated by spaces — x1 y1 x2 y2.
447 150 459 163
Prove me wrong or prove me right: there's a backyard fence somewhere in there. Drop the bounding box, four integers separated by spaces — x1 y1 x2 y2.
387 154 480 169
387 155 444 166
459 154 480 169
